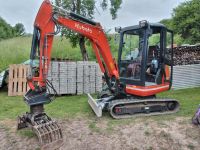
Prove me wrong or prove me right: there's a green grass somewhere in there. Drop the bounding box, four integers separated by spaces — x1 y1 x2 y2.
0 36 31 71
0 91 92 120
0 87 200 135
18 129 35 138
0 87 200 121
0 36 81 71
158 87 200 117
88 121 101 133
0 35 118 72
0 36 95 72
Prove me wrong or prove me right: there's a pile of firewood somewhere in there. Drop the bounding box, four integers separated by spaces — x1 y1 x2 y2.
173 45 200 65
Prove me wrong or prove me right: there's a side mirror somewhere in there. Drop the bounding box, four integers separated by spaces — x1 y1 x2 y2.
139 20 148 28
115 26 121 33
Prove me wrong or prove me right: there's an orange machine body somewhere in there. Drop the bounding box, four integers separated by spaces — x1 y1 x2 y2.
28 0 172 97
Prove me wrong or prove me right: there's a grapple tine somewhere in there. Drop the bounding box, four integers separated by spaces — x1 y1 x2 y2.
44 123 53 142
39 125 47 144
47 121 57 141
41 121 64 150
47 122 56 141
42 124 50 144
31 121 64 150
17 116 28 130
32 125 43 144
54 121 63 138
51 121 59 140
49 121 61 142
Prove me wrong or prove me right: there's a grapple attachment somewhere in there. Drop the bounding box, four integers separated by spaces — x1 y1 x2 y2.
17 104 63 150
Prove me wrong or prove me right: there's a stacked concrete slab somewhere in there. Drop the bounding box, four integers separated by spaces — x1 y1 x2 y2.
47 61 76 94
47 61 102 95
59 62 68 94
77 61 102 95
95 63 103 93
67 62 77 94
47 61 60 94
77 61 84 95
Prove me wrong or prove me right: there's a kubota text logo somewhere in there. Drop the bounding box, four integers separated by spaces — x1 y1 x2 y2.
75 23 92 33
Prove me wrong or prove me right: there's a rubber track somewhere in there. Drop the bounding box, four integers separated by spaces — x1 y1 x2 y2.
109 98 180 119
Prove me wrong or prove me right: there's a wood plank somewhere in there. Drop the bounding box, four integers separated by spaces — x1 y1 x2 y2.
8 64 30 96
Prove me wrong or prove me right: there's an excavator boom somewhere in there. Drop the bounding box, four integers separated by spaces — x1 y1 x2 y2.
18 0 120 149
28 0 119 91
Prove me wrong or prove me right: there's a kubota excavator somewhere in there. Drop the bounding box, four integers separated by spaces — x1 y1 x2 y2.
17 0 180 149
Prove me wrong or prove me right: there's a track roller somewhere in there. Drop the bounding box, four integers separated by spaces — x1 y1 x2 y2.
109 98 180 119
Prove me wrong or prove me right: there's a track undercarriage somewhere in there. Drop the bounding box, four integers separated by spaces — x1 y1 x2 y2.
17 104 63 150
88 94 180 119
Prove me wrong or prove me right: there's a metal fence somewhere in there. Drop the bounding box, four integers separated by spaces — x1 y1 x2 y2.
172 64 200 90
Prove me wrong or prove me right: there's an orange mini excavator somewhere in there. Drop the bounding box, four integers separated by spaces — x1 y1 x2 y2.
17 0 179 149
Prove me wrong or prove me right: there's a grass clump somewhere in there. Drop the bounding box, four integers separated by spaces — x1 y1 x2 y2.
18 129 35 138
0 87 200 121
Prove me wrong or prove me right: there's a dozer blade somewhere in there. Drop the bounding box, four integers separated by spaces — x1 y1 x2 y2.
87 94 103 117
32 120 63 150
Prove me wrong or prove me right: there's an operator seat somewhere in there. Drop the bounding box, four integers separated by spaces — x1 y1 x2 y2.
147 45 158 64
127 63 140 79
146 45 162 84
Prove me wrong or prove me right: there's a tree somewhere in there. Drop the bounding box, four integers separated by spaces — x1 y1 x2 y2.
55 0 122 60
160 18 173 30
172 0 200 44
0 17 26 40
14 23 25 36
0 17 14 40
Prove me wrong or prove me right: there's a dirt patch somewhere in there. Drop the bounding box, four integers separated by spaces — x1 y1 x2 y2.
0 119 39 150
0 117 200 150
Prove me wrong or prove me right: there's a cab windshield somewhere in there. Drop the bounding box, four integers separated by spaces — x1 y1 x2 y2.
120 28 145 80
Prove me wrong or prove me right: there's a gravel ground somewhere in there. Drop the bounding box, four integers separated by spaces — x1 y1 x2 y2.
0 117 200 150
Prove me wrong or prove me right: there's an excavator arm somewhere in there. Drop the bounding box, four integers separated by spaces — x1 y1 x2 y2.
18 1 120 149
28 0 119 92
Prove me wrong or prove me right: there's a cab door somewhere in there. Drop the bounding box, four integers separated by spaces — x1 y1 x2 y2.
164 30 174 88
118 28 147 86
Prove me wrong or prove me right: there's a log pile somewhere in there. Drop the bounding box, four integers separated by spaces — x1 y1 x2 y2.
173 45 200 66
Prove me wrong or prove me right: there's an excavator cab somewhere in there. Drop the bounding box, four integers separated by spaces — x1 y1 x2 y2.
118 21 174 96
88 21 179 118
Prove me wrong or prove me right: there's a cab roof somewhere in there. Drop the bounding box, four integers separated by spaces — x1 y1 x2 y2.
121 22 167 33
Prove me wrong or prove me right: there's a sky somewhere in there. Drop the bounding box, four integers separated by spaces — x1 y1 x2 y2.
0 0 187 33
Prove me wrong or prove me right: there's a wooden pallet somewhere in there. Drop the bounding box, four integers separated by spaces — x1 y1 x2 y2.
8 64 30 96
